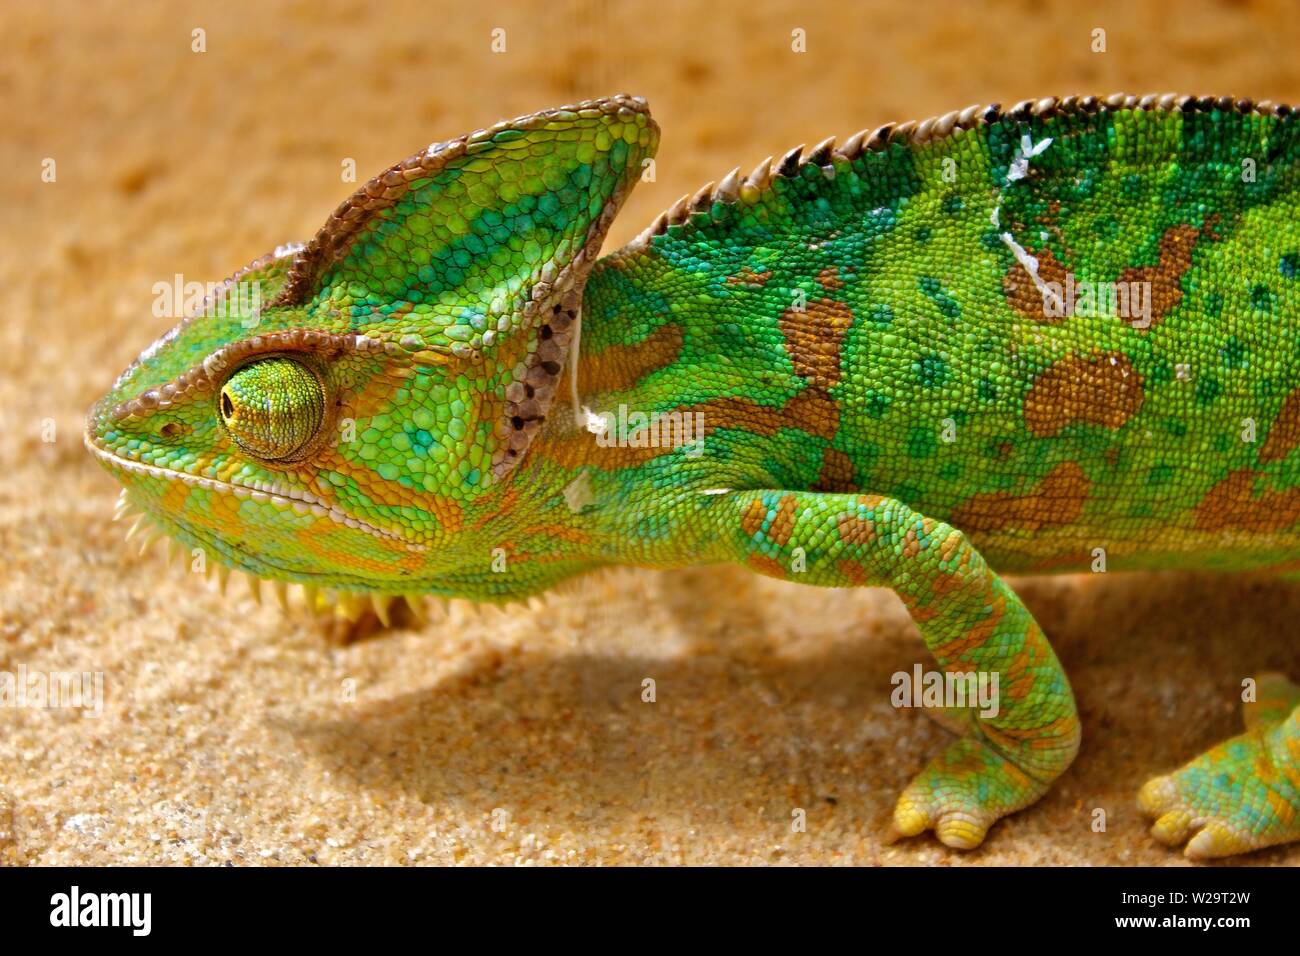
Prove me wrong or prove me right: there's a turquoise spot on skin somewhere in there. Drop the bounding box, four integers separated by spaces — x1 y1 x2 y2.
1250 284 1274 312
918 276 960 319
913 353 948 389
864 392 892 419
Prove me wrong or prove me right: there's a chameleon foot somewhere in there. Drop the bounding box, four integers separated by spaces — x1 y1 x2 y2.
887 736 1051 849
1138 674 1300 858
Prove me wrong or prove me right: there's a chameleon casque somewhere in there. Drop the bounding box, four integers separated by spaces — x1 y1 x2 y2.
86 91 1300 858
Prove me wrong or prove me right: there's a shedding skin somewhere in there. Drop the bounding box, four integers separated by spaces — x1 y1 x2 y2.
88 92 1300 856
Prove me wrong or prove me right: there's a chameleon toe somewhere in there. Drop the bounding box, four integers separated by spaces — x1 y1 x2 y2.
1147 809 1195 847
1136 774 1179 818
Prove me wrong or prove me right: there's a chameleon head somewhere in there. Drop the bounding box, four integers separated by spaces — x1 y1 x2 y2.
85 94 659 603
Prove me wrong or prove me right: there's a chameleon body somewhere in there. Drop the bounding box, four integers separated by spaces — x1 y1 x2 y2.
87 92 1300 857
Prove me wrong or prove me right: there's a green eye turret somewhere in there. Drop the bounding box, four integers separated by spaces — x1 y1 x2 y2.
218 356 325 461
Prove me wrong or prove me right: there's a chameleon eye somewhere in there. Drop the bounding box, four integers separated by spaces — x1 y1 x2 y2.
218 356 325 461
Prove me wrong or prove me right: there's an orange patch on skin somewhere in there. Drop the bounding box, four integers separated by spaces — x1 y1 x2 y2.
836 512 876 547
208 487 244 528
930 566 971 601
768 494 799 546
747 553 787 579
162 478 192 515
779 298 853 389
1116 224 1209 330
837 558 870 585
783 387 839 440
1023 351 1144 438
817 266 844 291
395 550 427 572
564 323 684 397
1003 247 1071 323
741 498 767 537
931 591 1007 660
347 369 416 419
1193 469 1300 533
812 446 857 493
517 524 591 545
1259 388 1300 464
726 268 773 288
937 529 964 564
900 592 939 624
1001 637 1050 701
949 461 1091 533
470 486 520 532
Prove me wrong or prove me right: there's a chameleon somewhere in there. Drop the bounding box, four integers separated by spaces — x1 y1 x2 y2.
85 91 1300 858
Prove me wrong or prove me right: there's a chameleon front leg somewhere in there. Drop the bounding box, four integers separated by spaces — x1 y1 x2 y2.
710 490 1080 849
1139 674 1300 858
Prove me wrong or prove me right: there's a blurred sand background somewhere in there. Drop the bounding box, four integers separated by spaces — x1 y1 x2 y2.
2 0 1299 865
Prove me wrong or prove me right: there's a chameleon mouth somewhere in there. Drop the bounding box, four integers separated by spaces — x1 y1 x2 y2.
82 428 427 552
94 478 430 625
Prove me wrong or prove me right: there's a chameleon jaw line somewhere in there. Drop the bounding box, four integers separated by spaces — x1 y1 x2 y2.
83 429 427 551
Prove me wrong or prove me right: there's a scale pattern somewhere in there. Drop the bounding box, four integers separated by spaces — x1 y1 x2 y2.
86 93 1300 857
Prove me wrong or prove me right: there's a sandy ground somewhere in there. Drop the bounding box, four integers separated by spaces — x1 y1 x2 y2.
2 0 1299 865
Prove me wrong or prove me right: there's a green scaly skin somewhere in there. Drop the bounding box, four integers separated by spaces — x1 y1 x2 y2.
86 92 1300 857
